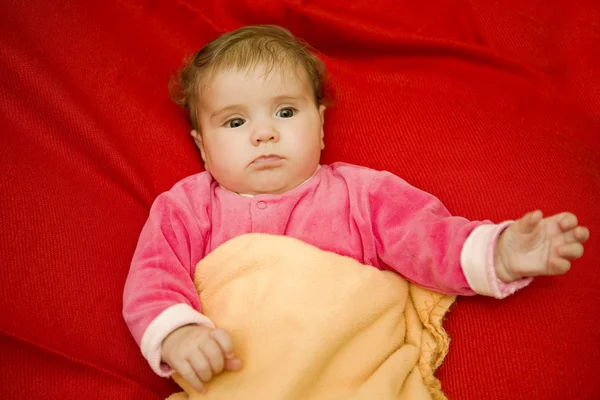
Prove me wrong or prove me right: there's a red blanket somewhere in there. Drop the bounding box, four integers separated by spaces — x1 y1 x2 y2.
1 1 599 399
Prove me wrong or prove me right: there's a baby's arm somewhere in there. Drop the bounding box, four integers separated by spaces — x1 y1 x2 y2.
367 171 530 298
123 191 213 373
122 188 240 391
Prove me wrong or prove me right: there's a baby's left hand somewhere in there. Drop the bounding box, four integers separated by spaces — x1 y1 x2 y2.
495 210 590 283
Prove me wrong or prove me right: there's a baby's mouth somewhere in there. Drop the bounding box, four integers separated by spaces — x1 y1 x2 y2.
250 155 285 169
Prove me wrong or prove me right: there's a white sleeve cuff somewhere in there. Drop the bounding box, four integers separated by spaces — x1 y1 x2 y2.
140 303 215 377
461 222 533 299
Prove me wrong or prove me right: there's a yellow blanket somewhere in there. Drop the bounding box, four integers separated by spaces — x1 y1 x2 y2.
167 234 455 400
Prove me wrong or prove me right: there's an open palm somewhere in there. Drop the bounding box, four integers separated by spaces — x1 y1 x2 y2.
496 210 590 282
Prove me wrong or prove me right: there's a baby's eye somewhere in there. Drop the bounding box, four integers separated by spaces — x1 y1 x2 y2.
276 108 295 118
227 118 245 128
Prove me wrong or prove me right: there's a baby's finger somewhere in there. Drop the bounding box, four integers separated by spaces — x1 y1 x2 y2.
558 213 578 231
189 352 213 383
201 339 225 375
562 226 590 244
518 210 543 234
210 328 236 359
557 243 584 260
574 226 590 243
225 357 243 371
178 362 206 393
547 257 571 275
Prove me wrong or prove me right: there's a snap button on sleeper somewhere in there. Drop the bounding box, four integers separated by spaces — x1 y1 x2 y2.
256 201 267 209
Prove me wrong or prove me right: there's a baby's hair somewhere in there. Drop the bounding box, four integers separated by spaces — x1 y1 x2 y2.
169 25 328 131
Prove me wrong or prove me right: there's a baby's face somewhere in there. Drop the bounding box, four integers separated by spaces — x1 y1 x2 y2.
193 63 325 195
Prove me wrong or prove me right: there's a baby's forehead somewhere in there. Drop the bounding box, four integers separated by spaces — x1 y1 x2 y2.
208 61 309 86
198 63 313 102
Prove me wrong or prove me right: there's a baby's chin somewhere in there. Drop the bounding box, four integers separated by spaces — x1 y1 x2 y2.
229 174 309 196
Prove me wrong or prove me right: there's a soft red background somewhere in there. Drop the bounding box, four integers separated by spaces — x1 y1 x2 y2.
1 0 599 399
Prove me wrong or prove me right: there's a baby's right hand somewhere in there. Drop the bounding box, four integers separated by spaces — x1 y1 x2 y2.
162 324 242 393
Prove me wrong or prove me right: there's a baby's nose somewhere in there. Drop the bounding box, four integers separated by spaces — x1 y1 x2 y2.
252 124 280 144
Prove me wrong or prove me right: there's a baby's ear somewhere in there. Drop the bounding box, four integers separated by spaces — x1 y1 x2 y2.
190 130 207 163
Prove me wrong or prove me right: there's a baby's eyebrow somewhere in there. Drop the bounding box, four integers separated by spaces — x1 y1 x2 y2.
271 95 306 103
210 105 244 120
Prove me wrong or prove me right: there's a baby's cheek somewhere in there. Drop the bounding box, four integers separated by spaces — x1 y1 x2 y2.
222 158 244 178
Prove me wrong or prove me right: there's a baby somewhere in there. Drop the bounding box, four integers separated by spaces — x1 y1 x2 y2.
122 25 590 393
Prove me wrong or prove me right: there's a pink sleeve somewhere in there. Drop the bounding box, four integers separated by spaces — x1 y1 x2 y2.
368 171 531 297
460 222 533 298
122 185 214 377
